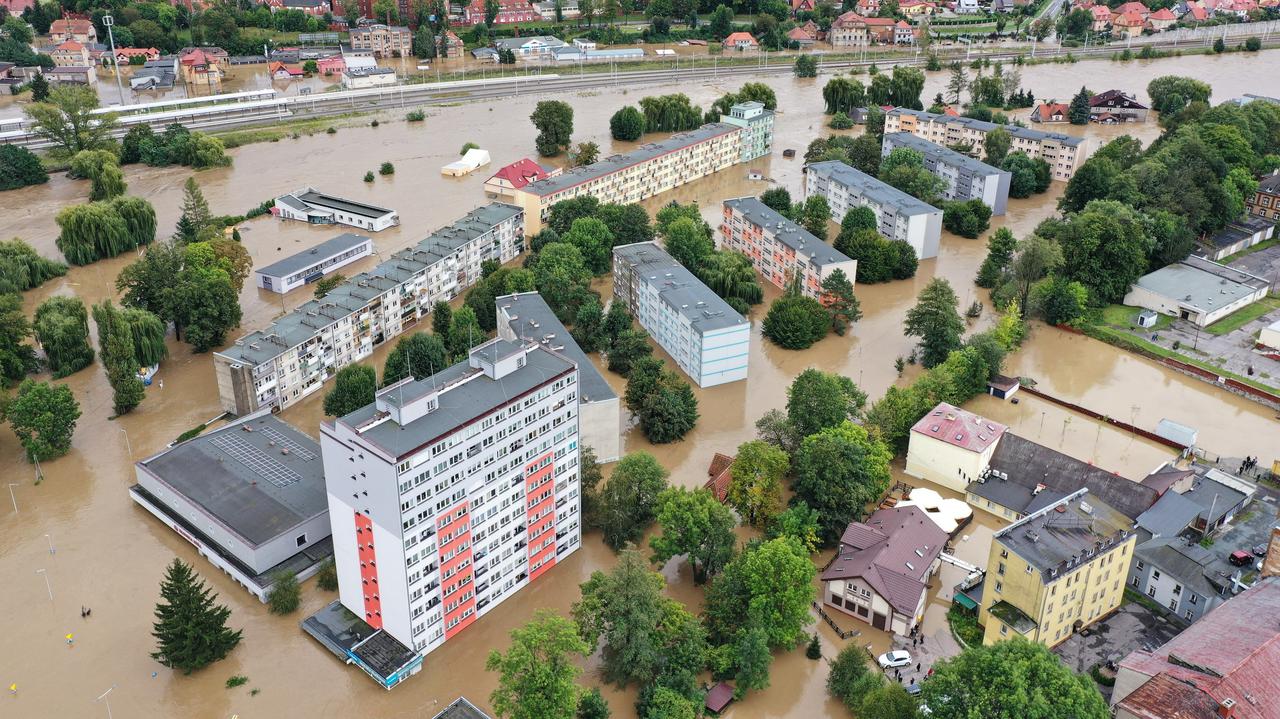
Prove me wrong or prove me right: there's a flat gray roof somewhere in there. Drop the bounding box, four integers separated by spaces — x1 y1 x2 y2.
805 160 940 217
613 241 748 334
723 196 854 268
521 123 739 197
888 107 1086 147
138 414 326 546
995 489 1133 575
1133 256 1268 313
338 344 575 459
295 190 395 219
256 233 371 279
882 132 1006 177
494 35 565 50
219 203 522 366
496 292 616 405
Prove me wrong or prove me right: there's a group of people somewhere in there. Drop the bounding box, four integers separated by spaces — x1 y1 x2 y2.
1239 456 1261 475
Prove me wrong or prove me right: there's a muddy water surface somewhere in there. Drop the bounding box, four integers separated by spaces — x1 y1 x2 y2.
2 52 1278 719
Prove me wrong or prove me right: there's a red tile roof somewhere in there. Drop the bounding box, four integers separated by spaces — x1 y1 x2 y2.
910 402 1006 453
487 158 552 190
705 682 734 712
56 40 84 51
1090 5 1112 18
1114 9 1146 24
861 15 898 24
1115 0 1149 13
1118 673 1221 719
1149 7 1177 19
821 505 949 616
1117 577 1280 719
723 31 759 45
705 453 734 503
1033 102 1070 121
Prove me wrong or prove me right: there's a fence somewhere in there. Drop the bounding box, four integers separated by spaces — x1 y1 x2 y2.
1017 385 1189 450
813 602 862 640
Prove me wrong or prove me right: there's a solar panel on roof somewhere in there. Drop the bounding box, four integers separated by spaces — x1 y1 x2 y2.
209 433 302 488
260 426 317 461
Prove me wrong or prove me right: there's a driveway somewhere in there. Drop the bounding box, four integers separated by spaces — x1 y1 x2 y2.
1053 603 1185 701
1228 242 1280 285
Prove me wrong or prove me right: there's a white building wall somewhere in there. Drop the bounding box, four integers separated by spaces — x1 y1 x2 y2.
698 324 751 387
578 399 621 464
905 432 995 492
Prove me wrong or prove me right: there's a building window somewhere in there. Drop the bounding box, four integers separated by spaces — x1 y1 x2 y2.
296 533 308 547
1131 576 1139 588
997 562 1005 576
994 581 1003 594
1136 561 1144 570
999 623 1008 636
1189 594 1198 605
1152 570 1161 580
1185 610 1194 620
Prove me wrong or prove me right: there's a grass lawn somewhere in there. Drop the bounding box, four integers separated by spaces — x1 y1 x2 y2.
1204 296 1280 336
1099 304 1172 331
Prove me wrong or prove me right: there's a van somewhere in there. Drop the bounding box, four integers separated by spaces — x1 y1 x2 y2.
1229 550 1252 567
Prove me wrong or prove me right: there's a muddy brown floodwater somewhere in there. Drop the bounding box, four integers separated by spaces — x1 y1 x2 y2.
2 51 1278 719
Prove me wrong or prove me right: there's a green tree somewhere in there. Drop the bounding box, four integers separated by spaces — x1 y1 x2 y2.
71 149 127 200
316 558 338 591
92 300 147 416
607 327 652 375
266 572 301 615
819 269 860 338
828 644 882 710
762 285 828 350
921 638 1108 719
171 243 241 352
598 452 670 550
447 305 485 359
55 202 130 266
596 203 654 248
0 144 49 190
0 238 65 293
787 368 865 439
946 62 969 104
4 379 79 460
1039 199 1152 304
571 297 607 353
794 54 818 78
941 199 991 238
798 195 832 240
822 76 867 115
575 548 672 687
1030 275 1088 326
323 364 377 416
726 440 788 528
662 217 713 271
1003 234 1063 311
889 65 925 110
759 187 793 214
697 250 763 307
643 687 697 719
880 147 946 203
25 85 118 154
431 301 453 337
33 296 93 378
975 227 1016 288
610 105 647 141
842 206 877 233
562 217 614 275
113 196 159 251
1001 151 1043 199
176 177 211 243
904 278 964 368
859 680 919 719
766 501 820 553
649 487 736 583
572 141 600 168
487 611 589 719
732 626 772 698
533 243 593 322
577 688 611 719
151 558 242 674
1068 86 1091 125
983 126 1012 166
382 332 449 385
705 537 815 648
792 421 893 544
708 4 733 39
27 71 50 102
531 100 575 157
637 368 699 443
313 273 346 298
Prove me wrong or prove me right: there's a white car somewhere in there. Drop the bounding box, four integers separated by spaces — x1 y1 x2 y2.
878 650 913 669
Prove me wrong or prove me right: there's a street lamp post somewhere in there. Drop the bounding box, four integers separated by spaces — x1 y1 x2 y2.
120 428 133 461
36 568 52 601
7 482 17 513
95 685 117 719
46 533 55 556
103 15 126 106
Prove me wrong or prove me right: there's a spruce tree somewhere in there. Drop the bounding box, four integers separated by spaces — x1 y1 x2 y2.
176 178 211 242
1068 86 1091 125
151 559 242 674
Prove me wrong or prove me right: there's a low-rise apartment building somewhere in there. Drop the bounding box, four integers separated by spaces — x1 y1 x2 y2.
720 196 858 299
612 242 750 388
509 102 774 234
255 233 374 295
320 339 583 656
979 488 1136 647
803 160 942 260
275 187 400 232
882 132 1011 215
1248 171 1280 220
885 108 1090 182
213 204 524 415
349 24 412 57
905 402 1006 493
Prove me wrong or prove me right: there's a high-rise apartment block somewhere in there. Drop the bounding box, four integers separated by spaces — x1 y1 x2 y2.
612 241 750 388
720 197 858 299
214 204 524 415
320 339 583 654
509 102 774 234
803 160 943 260
882 132 1011 215
884 108 1089 182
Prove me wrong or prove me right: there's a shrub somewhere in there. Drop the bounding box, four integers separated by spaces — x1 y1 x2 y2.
363 171 375 182
406 109 425 121
828 112 854 130
1245 36 1261 51
371 119 380 127
316 558 338 591
0 145 49 191
762 293 829 349
226 675 249 688
1090 663 1116 687
266 572 301 615
379 162 395 175
326 127 337 134
175 424 207 443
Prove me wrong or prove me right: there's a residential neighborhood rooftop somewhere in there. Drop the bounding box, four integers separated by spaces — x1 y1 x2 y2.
888 107 1087 147
994 489 1133 575
613 241 748 333
883 132 1008 176
910 401 1007 453
255 233 371 279
722 196 856 267
821 505 949 616
496 292 616 405
804 160 940 216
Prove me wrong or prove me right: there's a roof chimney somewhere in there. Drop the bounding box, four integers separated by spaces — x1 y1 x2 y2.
1218 698 1236 719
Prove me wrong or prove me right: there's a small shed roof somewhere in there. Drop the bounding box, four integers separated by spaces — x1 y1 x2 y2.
705 682 734 713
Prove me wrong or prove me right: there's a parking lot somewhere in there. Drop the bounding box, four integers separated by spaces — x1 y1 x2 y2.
1053 602 1185 702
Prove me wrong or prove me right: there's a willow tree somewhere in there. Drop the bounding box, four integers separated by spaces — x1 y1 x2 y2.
92 300 147 415
55 202 130 265
70 149 127 200
0 238 66 293
33 296 94 378
698 251 763 305
822 76 867 116
111 196 157 250
122 307 168 367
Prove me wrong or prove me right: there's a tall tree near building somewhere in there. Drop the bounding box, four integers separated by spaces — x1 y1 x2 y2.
70 149 126 200
573 548 670 686
828 644 883 710
531 100 575 157
0 144 49 190
486 611 589 719
649 486 736 583
889 65 925 110
27 72 50 102
786 368 866 438
880 147 946 203
171 242 241 352
430 301 452 337
983 126 1012 166
1004 233 1063 311
975 227 1017 288
33 296 93 378
151 558 242 674
323 364 377 417
792 421 893 544
1068 86 1091 125
726 440 788 528
821 270 861 335
176 177 211 243
731 626 772 698
4 379 80 460
945 62 968 105
797 195 832 241
904 277 964 368
25 86 118 155
920 638 1108 719
597 452 670 550
662 217 713 271
1037 200 1152 304
446 305 485 359
637 368 698 443
759 187 793 214
610 105 646 141
92 300 146 416
570 298 607 353
821 76 867 116
532 243 593 323
561 217 614 275
766 501 821 553
702 537 815 648
762 288 829 350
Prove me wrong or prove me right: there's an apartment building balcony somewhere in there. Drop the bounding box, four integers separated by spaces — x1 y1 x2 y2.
514 540 527 551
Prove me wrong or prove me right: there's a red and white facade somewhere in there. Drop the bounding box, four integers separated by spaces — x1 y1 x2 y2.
320 339 583 653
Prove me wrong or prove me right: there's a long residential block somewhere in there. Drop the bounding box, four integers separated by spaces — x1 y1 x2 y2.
719 196 858 299
496 291 622 464
612 241 750 388
884 108 1089 182
320 339 583 655
803 160 942 260
509 102 774 234
255 233 374 294
881 132 1011 216
214 204 524 416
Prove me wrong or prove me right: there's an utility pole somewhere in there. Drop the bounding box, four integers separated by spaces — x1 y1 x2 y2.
36 568 52 601
7 482 17 513
103 15 126 106
95 685 117 719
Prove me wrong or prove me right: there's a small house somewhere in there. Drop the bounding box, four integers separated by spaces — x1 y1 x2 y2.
1089 89 1149 122
269 61 305 79
341 66 396 89
1031 102 1069 123
722 32 759 51
987 375 1020 400
705 453 734 503
315 55 346 75
906 402 1006 492
441 148 492 177
439 31 465 58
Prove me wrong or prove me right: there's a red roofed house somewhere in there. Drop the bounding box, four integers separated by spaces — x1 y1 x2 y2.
861 16 899 42
1089 4 1112 30
50 41 92 68
894 19 917 44
722 31 760 51
1147 7 1177 28
315 55 346 75
1112 9 1147 36
439 31 465 58
704 453 734 503
1183 3 1210 20
787 25 818 46
1114 0 1150 17
900 0 937 15
460 0 541 25
179 48 226 85
856 0 881 13
0 0 37 14
1112 577 1280 719
792 0 816 14
50 17 97 44
111 47 161 65
1031 101 1070 122
269 61 305 79
484 158 560 203
821 505 949 635
830 11 872 46
905 401 1007 492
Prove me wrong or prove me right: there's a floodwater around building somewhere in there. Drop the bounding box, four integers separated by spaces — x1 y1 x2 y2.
1 51 1278 719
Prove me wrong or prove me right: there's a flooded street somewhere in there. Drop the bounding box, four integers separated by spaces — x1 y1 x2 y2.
2 51 1279 718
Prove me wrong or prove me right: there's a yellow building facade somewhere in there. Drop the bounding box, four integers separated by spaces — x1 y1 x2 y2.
979 488 1136 647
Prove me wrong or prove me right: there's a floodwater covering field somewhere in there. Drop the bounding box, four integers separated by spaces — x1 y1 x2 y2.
1 51 1277 719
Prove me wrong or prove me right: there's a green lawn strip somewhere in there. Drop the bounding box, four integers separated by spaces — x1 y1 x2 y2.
1100 303 1173 331
1203 296 1280 336
1083 322 1278 396
1219 237 1280 264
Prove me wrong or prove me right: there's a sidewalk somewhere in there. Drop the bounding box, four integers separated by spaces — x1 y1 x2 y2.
885 627 963 688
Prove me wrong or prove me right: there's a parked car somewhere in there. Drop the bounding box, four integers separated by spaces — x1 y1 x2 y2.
1253 543 1269 557
1229 550 1253 567
906 682 923 696
878 650 913 669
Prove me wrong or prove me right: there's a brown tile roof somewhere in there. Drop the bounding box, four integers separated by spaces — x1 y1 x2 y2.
1140 466 1194 495
705 453 734 503
1117 672 1221 719
821 505 948 616
910 402 1006 453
